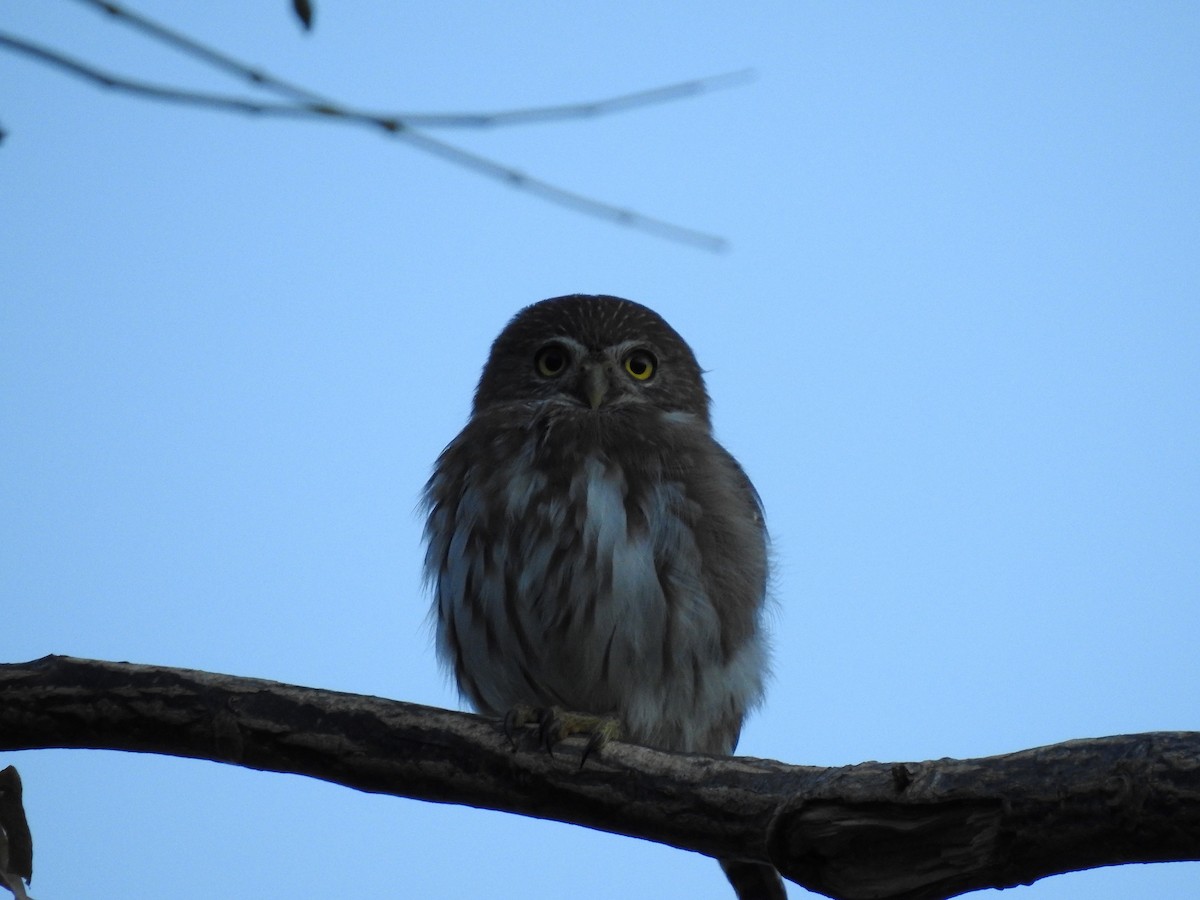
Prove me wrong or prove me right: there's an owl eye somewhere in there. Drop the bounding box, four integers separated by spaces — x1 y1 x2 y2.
535 344 569 378
624 350 657 382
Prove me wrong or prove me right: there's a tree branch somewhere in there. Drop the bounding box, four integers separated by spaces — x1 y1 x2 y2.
73 0 754 129
1 656 1197 900
4 0 753 250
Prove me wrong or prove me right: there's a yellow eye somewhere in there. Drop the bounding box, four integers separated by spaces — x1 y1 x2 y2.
624 350 656 381
535 344 569 378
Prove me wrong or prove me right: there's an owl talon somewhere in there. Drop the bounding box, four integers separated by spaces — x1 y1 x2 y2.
502 704 538 751
541 708 621 764
579 719 621 769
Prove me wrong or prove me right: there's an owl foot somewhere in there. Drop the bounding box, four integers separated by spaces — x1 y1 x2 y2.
502 704 621 768
540 708 622 767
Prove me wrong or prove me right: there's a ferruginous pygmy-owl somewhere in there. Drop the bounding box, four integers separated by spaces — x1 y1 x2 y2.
423 294 782 899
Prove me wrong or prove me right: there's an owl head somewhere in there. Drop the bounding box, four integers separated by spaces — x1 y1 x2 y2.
472 294 711 424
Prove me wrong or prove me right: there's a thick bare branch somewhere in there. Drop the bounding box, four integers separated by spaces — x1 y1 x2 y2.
1 655 1197 900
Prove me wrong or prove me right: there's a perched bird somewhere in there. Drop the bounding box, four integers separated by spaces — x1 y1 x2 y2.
423 294 781 899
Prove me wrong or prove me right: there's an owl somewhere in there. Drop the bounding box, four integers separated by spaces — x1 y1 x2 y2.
423 294 782 899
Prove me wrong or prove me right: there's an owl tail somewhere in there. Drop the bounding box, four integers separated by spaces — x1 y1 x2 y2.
720 859 787 899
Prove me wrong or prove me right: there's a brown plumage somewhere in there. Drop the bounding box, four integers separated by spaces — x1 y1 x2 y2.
424 294 782 899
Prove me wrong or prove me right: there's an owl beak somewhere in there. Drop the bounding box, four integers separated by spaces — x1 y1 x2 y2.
580 363 608 409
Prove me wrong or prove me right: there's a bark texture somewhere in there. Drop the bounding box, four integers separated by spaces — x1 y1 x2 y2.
1 655 1197 900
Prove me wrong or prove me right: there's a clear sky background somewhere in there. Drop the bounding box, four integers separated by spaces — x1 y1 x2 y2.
2 3 1198 898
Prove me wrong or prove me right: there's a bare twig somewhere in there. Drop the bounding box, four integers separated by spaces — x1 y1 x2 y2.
389 70 754 129
0 34 316 119
2 0 753 249
0 33 726 249
2 655 1199 900
73 0 753 129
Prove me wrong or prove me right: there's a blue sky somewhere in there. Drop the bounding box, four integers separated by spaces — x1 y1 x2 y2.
2 2 1198 898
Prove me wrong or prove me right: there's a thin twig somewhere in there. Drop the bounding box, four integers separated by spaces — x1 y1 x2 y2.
0 33 308 118
398 129 725 247
388 70 754 129
72 0 753 129
1 32 728 251
6 0 750 249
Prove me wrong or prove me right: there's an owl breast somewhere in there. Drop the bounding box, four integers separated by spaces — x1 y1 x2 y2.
425 408 768 754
